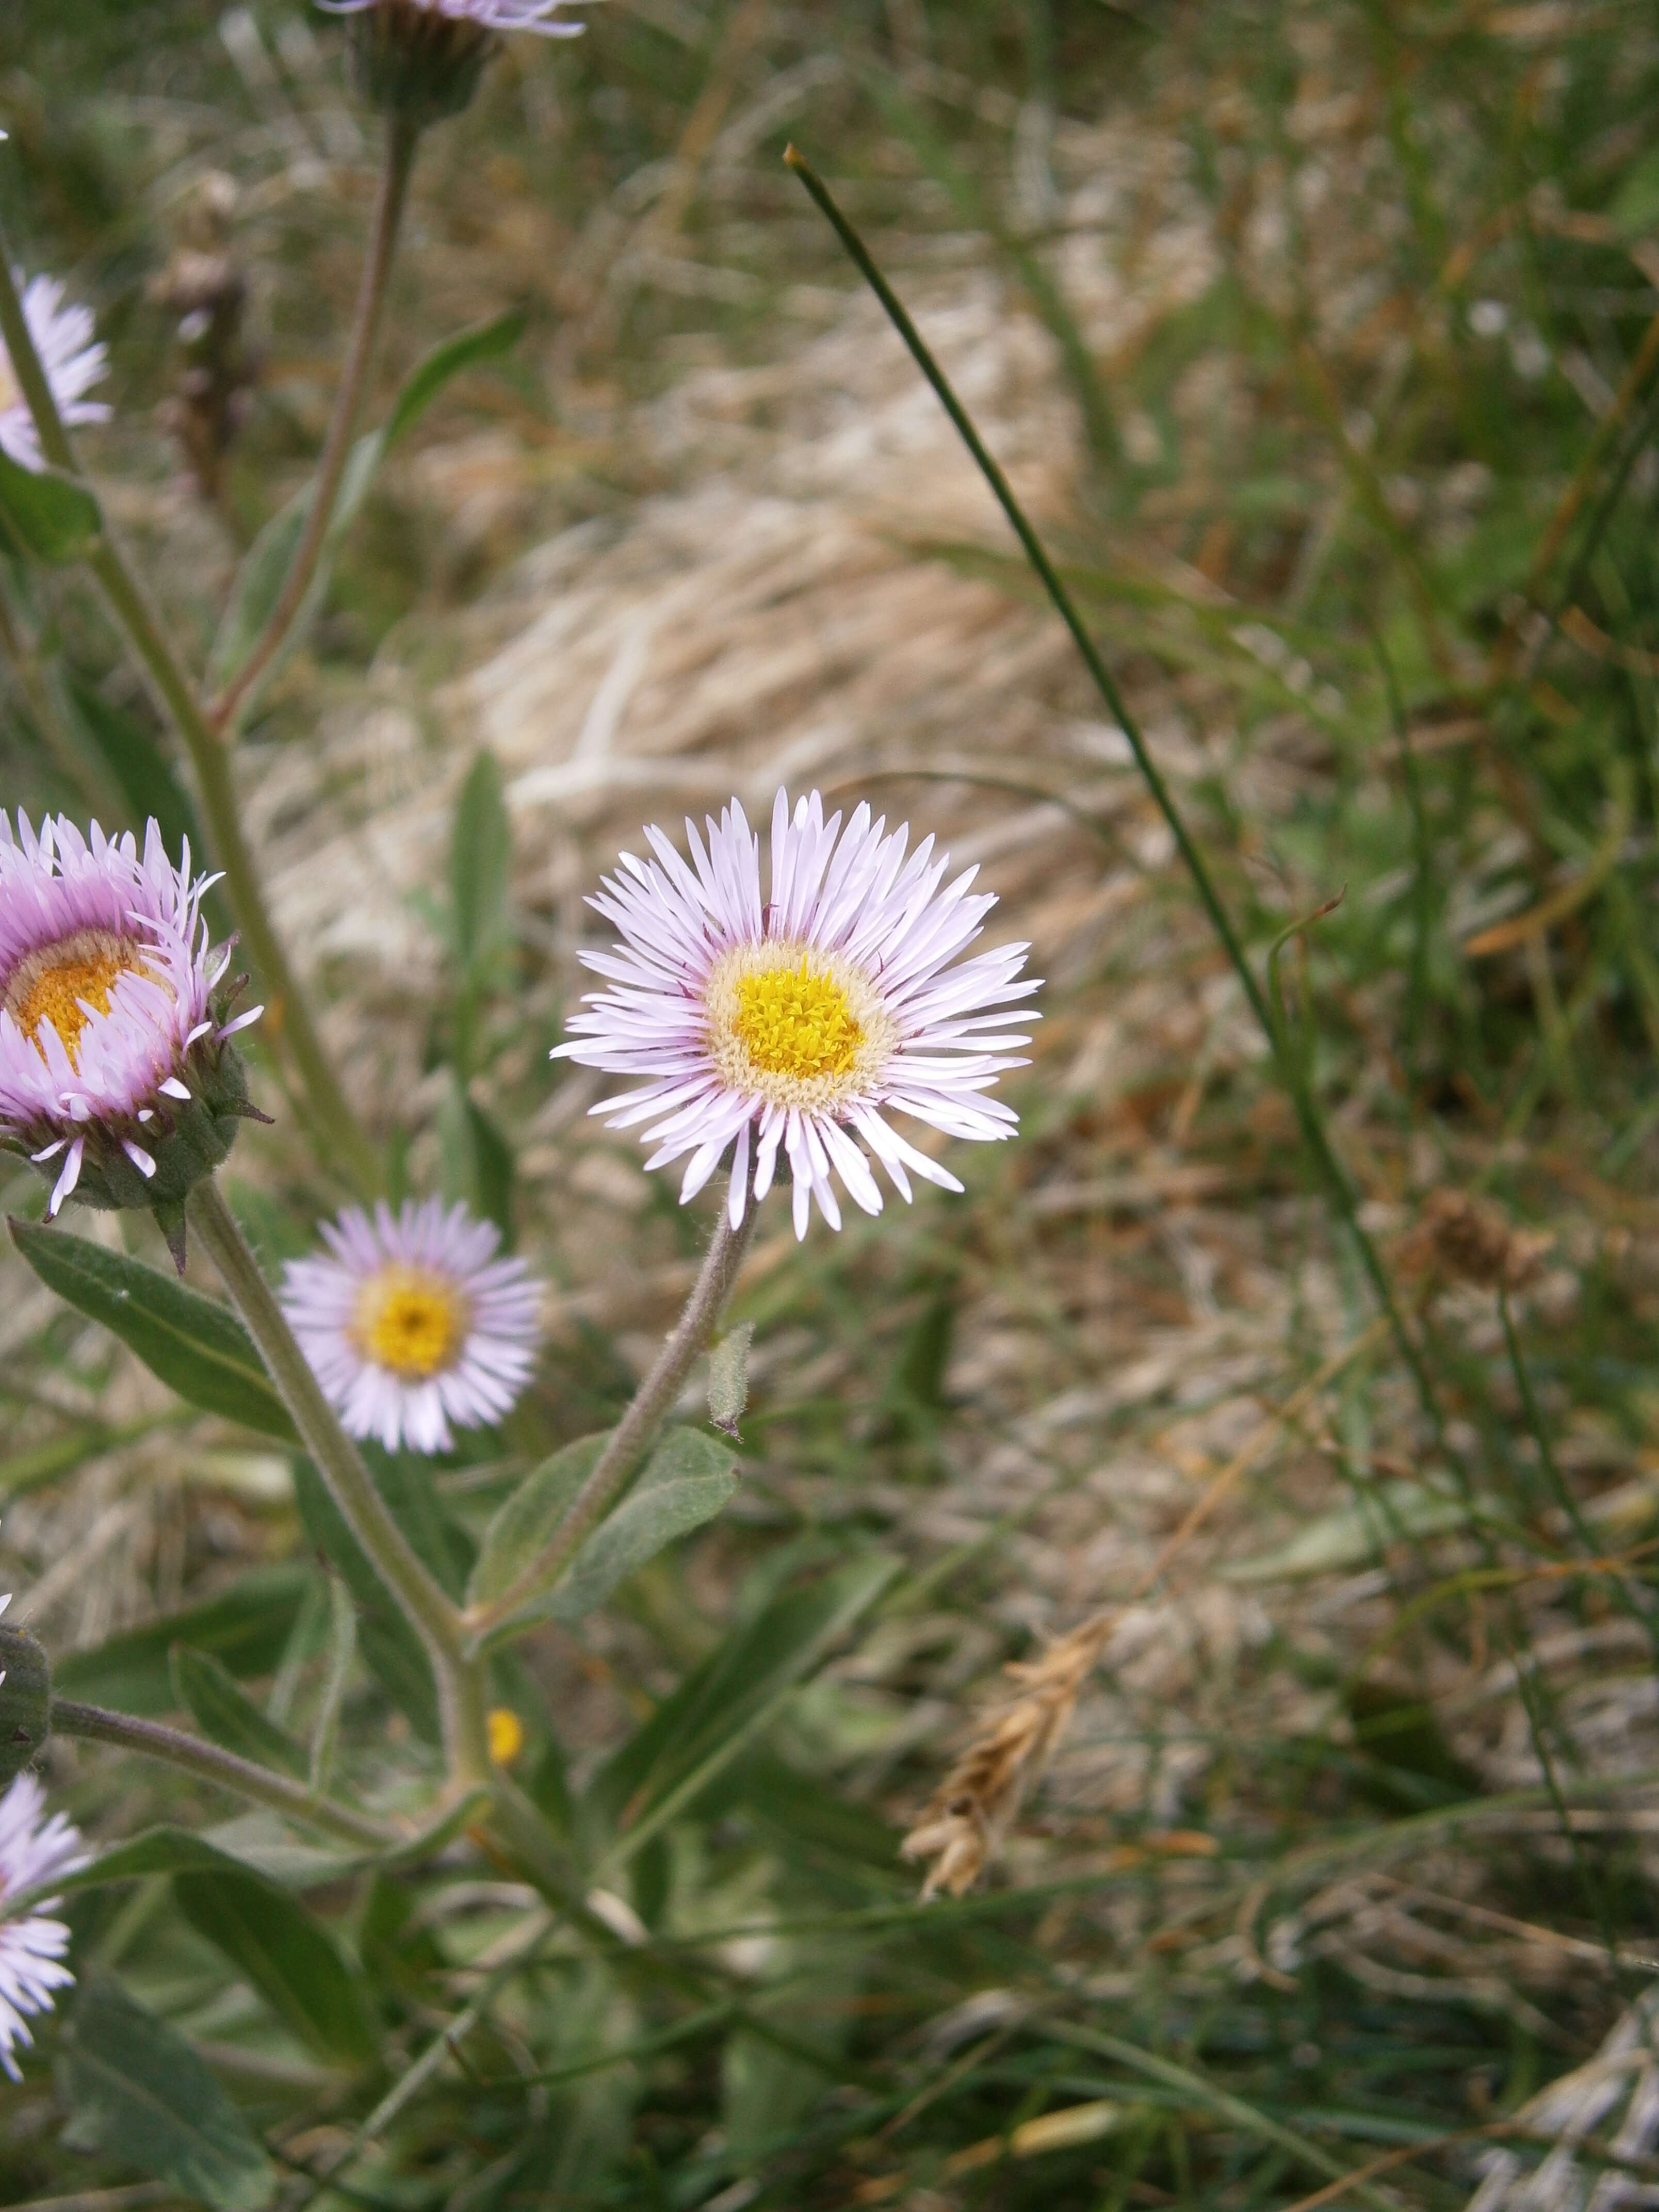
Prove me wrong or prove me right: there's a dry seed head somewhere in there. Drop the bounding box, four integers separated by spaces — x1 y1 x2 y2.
900 1614 1113 1899
1395 1187 1548 1293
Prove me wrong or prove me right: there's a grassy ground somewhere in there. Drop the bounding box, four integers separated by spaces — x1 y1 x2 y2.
6 1 1659 2205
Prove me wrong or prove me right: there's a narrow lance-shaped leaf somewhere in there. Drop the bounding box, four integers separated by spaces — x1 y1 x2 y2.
54 1567 311 1715
9 1219 296 1442
170 1644 308 1781
174 1867 378 2065
585 1553 899 1871
58 1974 275 2211
0 451 101 563
451 747 511 974
209 310 525 694
468 1432 608 1614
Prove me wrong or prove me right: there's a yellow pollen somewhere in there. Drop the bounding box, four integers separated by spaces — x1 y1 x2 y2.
7 932 144 1069
353 1267 467 1380
733 959 861 1081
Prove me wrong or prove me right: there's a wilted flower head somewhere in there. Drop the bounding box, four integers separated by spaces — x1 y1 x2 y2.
0 273 109 475
280 1197 541 1454
555 788 1037 1240
0 815 262 1241
0 1770 86 2081
318 0 585 124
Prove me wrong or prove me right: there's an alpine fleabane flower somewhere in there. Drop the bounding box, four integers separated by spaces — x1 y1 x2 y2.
0 1769 86 2081
280 1198 541 1454
0 274 109 474
318 0 585 125
555 789 1037 1240
0 815 263 1243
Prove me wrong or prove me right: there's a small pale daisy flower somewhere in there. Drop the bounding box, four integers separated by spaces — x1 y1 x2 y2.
0 1767 87 2081
319 0 585 124
0 814 263 1241
280 1198 541 1454
0 273 109 474
555 788 1038 1240
319 0 585 30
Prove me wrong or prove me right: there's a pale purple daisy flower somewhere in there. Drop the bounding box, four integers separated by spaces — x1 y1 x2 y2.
317 0 586 35
554 788 1038 1241
0 815 261 1219
280 1198 542 1454
0 1768 87 2081
0 274 109 474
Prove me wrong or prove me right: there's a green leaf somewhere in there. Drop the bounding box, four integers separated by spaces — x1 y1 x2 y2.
174 1867 378 2065
361 1438 474 1599
451 748 512 973
0 451 101 563
55 1568 311 1714
208 312 524 697
585 1553 898 1869
58 1974 275 2211
31 1827 257 1908
471 1430 738 1642
384 308 525 446
8 1219 296 1442
291 1458 440 1743
547 1427 736 1630
706 1322 754 1438
1220 1479 1493 1583
170 1645 308 1781
467 1432 608 1613
439 1077 514 1242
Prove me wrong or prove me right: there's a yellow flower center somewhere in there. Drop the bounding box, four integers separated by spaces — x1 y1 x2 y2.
4 929 147 1068
704 939 897 1112
733 959 862 1081
353 1267 468 1380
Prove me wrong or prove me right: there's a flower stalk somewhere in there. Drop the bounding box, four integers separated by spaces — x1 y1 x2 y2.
186 1177 493 1788
467 1188 760 1645
0 239 380 1197
50 1699 392 1849
208 111 419 732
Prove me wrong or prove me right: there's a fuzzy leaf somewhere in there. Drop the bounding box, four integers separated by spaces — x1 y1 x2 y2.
58 1975 275 2210
467 1432 608 1614
585 1553 899 1868
170 1645 308 1780
546 1427 737 1630
9 1219 296 1442
175 1867 378 2064
0 451 101 562
54 1568 311 1714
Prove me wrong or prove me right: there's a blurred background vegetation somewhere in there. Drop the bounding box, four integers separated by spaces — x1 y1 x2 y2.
7 0 1659 2205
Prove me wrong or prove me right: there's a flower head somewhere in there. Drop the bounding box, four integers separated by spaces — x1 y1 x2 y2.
0 814 263 1235
555 788 1037 1240
280 1198 541 1454
0 1769 86 2081
318 0 585 124
0 274 109 475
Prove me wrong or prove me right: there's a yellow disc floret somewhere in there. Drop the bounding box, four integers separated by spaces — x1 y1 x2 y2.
487 1707 526 1764
4 928 146 1068
733 958 862 1081
704 938 898 1112
353 1266 468 1380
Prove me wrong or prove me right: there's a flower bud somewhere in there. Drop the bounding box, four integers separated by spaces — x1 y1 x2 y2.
0 1621 51 1787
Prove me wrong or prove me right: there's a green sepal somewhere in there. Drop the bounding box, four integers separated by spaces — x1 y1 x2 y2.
346 4 493 125
0 1622 52 1783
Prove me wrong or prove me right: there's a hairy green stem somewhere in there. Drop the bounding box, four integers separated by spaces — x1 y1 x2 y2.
470 1190 760 1645
0 241 379 1195
187 1178 493 1788
209 112 418 730
783 144 1437 1428
51 1698 391 1849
